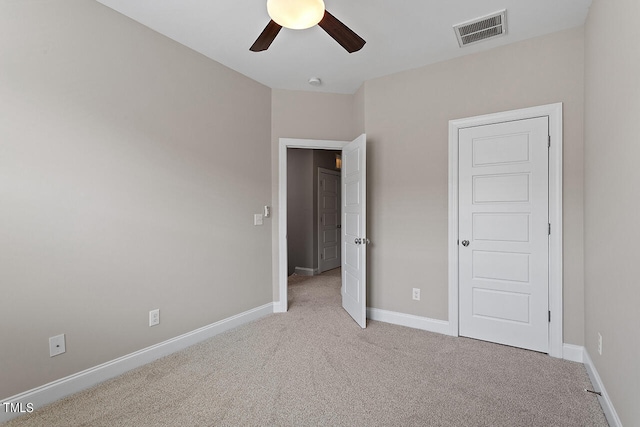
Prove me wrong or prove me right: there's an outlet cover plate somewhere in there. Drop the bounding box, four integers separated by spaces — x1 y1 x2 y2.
149 309 160 327
597 332 602 355
49 334 66 357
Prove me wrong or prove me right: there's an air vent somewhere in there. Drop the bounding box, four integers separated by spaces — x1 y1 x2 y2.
453 10 507 47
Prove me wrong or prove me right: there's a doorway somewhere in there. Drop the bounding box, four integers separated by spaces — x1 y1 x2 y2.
276 136 368 328
277 140 347 316
448 103 564 357
285 150 341 277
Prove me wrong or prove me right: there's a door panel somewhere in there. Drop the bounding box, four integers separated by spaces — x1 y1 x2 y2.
323 196 337 210
473 213 530 242
345 244 359 269
472 133 530 165
345 270 360 300
472 288 530 323
322 245 338 260
323 229 338 243
322 213 338 226
345 181 360 206
472 251 530 282
473 174 530 203
459 117 549 352
342 134 367 328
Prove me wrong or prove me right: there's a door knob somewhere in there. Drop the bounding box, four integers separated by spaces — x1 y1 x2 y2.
461 240 469 247
354 238 361 244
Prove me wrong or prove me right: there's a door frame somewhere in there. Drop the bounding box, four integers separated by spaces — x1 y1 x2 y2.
447 103 563 358
275 138 349 313
317 167 341 274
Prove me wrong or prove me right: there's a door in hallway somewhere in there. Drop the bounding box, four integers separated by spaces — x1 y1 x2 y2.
318 168 341 273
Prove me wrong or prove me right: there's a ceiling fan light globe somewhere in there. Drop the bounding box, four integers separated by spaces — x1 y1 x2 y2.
267 0 326 30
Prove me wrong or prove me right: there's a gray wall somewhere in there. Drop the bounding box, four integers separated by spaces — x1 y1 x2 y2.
353 85 366 136
0 0 272 399
286 149 314 275
584 0 640 424
362 27 586 345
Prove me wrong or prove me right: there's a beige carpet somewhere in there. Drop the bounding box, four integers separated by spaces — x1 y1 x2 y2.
4 268 607 426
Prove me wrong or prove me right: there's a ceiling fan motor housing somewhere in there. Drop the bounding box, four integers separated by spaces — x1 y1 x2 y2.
267 0 326 30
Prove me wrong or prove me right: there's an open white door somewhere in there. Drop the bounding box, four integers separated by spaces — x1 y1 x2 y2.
341 134 367 328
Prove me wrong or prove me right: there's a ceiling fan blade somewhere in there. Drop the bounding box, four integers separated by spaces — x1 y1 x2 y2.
250 20 282 52
318 10 366 53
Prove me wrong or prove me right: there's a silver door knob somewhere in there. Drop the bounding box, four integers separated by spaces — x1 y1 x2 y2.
461 240 469 247
364 238 371 245
354 238 361 244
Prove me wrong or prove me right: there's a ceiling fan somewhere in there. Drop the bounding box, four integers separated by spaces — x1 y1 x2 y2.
250 0 366 53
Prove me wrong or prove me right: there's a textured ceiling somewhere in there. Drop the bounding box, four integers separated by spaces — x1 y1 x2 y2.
96 0 592 94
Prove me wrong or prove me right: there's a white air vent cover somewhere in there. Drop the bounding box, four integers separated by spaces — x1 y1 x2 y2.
453 10 507 47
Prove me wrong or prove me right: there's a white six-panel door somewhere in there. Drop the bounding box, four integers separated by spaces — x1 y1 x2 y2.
318 169 341 273
458 117 549 352
342 134 367 328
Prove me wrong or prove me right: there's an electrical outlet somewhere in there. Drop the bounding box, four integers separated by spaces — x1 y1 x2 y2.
149 309 160 327
254 214 263 226
412 288 420 301
49 334 66 357
597 332 602 355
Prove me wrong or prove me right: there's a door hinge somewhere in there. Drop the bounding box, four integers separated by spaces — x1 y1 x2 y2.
548 135 551 148
548 310 551 322
320 253 324 260
548 223 551 235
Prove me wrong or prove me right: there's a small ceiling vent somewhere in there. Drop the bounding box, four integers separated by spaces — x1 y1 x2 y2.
453 10 507 47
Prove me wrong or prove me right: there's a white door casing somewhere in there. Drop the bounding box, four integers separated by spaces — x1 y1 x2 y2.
342 134 367 328
448 103 563 358
318 168 341 273
458 117 549 352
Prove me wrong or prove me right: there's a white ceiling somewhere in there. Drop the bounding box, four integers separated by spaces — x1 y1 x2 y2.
95 0 592 94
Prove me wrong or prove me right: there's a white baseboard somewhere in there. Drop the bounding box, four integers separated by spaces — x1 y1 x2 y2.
366 307 452 336
562 343 584 363
583 349 623 427
273 300 287 313
294 267 316 276
0 303 274 424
